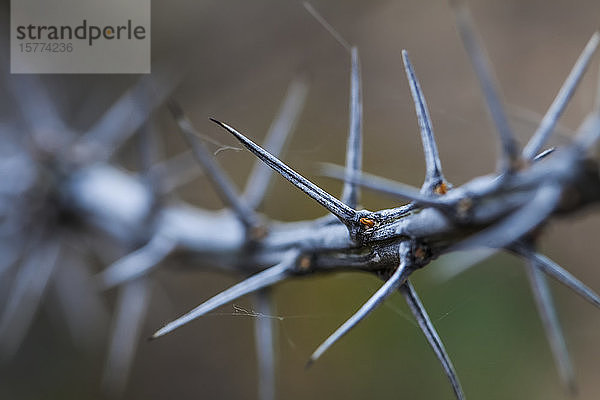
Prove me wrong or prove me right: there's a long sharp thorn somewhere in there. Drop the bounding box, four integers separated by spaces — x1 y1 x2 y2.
525 259 576 394
340 47 364 209
243 77 309 210
402 50 445 192
151 251 298 339
321 163 449 209
98 233 177 290
453 184 562 251
211 119 357 225
523 32 600 160
79 65 181 160
452 1 519 172
400 281 465 400
254 289 277 400
307 243 411 366
102 278 152 397
514 246 600 310
170 102 262 232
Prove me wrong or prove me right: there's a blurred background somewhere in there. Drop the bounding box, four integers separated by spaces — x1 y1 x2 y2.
1 0 600 399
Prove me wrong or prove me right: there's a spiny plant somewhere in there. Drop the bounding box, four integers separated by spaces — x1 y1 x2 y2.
1 2 600 400
145 3 599 399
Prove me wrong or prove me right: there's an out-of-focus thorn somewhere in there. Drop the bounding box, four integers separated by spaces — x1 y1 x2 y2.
102 277 152 398
137 119 163 194
451 1 520 172
151 250 298 340
303 2 351 52
243 77 309 210
525 258 577 395
509 104 574 141
321 163 450 209
523 32 600 160
212 119 358 227
0 237 61 361
452 184 562 251
400 281 465 400
6 74 74 153
149 150 203 194
52 251 110 351
514 245 600 309
77 64 183 161
170 102 263 233
596 62 600 158
254 289 277 400
437 184 563 282
595 61 600 115
307 243 411 366
98 233 177 290
402 50 446 193
573 113 600 151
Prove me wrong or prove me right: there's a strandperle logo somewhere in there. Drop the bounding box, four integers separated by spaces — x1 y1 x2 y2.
11 0 150 74
15 20 147 46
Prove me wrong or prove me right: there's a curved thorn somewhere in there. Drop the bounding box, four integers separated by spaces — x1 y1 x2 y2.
211 119 357 226
98 233 177 290
170 103 262 231
453 184 562 251
525 259 577 394
321 163 450 209
523 32 600 160
514 246 600 310
254 289 277 400
307 243 411 366
243 77 309 210
451 1 519 172
340 47 364 209
400 281 465 400
151 251 298 339
402 50 445 192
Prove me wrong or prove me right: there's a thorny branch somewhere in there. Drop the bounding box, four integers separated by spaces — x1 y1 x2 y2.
2 4 600 400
